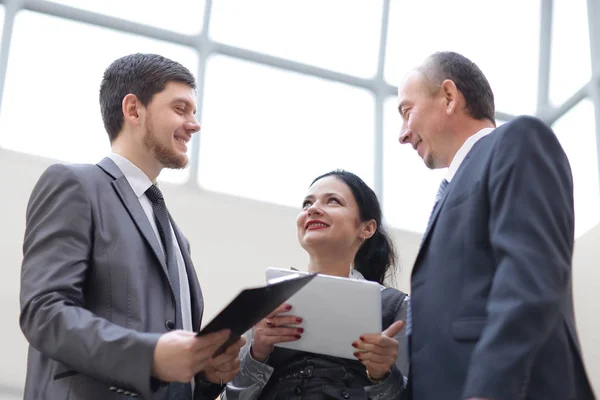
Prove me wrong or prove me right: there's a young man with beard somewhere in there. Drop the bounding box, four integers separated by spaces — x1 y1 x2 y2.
19 53 244 400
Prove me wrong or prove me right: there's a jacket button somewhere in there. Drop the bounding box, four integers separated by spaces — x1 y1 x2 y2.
294 386 302 395
342 391 350 399
165 320 175 330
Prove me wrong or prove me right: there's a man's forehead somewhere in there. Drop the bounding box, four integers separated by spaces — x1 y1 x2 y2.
396 70 425 104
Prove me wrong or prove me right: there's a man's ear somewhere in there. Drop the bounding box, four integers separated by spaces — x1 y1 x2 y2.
361 219 377 240
440 79 459 115
122 93 141 126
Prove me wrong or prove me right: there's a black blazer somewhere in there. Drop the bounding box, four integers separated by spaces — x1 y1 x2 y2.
406 116 595 400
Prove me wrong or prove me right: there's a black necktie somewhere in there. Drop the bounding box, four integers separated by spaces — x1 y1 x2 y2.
145 185 192 400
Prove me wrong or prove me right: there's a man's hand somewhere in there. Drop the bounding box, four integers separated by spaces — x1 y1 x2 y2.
152 329 230 383
201 336 246 384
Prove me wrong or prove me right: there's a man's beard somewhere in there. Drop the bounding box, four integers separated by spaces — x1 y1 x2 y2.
142 116 188 170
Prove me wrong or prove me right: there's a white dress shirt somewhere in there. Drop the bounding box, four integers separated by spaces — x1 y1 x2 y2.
446 127 495 182
108 152 193 332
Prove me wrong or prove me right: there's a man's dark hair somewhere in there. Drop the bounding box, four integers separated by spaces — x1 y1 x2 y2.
99 53 196 142
419 51 495 125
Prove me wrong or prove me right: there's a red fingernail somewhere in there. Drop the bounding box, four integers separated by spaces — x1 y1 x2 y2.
354 352 361 359
285 304 292 311
296 317 303 323
352 342 359 348
295 334 302 339
297 328 304 333
359 336 365 341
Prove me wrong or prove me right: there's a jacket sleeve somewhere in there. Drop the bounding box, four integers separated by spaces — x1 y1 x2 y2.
364 295 408 400
223 329 274 400
463 116 575 400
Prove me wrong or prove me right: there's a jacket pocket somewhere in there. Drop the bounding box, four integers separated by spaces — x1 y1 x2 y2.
452 317 487 341
54 363 79 380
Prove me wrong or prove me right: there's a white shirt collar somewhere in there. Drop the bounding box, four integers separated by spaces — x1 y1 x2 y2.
446 127 495 182
108 152 154 198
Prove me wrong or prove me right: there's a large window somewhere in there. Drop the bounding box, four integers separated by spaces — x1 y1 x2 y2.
549 0 591 106
553 99 599 238
0 5 4 46
0 0 597 236
0 11 197 183
384 0 540 117
382 96 446 232
382 0 540 232
199 55 375 207
210 0 383 78
51 0 206 35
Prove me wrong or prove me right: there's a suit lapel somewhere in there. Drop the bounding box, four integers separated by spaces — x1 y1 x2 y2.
170 215 204 329
412 148 478 273
97 158 169 279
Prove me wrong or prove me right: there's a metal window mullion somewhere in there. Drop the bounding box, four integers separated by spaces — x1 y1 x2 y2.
0 0 23 119
587 0 600 190
536 0 553 121
373 0 391 204
24 0 196 47
187 0 213 188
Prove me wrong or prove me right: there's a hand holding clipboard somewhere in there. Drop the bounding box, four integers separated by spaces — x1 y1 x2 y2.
197 272 317 357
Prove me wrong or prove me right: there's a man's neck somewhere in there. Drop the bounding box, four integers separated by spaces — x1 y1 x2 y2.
444 119 495 167
111 141 161 183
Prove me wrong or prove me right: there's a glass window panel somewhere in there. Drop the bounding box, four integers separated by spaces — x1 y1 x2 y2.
549 0 591 106
0 6 4 44
385 0 539 116
382 97 446 234
552 99 600 238
0 11 198 184
210 0 383 78
199 55 375 207
51 0 205 35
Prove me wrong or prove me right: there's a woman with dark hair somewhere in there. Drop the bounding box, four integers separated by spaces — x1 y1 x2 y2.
225 170 409 400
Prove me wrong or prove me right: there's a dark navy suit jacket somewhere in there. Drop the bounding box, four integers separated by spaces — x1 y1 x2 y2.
406 116 595 400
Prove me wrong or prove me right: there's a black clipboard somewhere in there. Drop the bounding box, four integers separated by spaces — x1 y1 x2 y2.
197 272 317 357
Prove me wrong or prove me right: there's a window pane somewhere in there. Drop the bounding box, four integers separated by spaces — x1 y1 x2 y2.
199 55 375 207
51 0 205 35
552 99 599 238
385 0 539 116
0 6 4 45
210 0 383 78
549 0 591 106
382 97 446 234
0 11 198 184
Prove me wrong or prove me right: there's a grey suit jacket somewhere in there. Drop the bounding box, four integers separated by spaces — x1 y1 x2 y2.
406 116 595 400
19 158 221 400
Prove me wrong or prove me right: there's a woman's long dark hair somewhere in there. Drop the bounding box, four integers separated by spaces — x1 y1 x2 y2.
310 170 398 286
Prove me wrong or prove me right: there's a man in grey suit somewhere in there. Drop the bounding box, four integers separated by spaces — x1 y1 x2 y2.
19 53 245 399
397 51 595 400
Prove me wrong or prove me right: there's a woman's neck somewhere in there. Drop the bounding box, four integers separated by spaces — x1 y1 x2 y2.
307 252 354 278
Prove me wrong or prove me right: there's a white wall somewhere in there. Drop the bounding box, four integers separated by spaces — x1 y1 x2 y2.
0 148 597 397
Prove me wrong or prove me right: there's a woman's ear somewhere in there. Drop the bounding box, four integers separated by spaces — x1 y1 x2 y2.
360 219 377 241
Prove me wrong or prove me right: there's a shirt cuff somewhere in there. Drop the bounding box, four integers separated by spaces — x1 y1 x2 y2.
239 342 275 385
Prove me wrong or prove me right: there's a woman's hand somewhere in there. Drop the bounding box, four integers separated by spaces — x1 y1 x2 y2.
250 303 303 362
352 320 405 381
